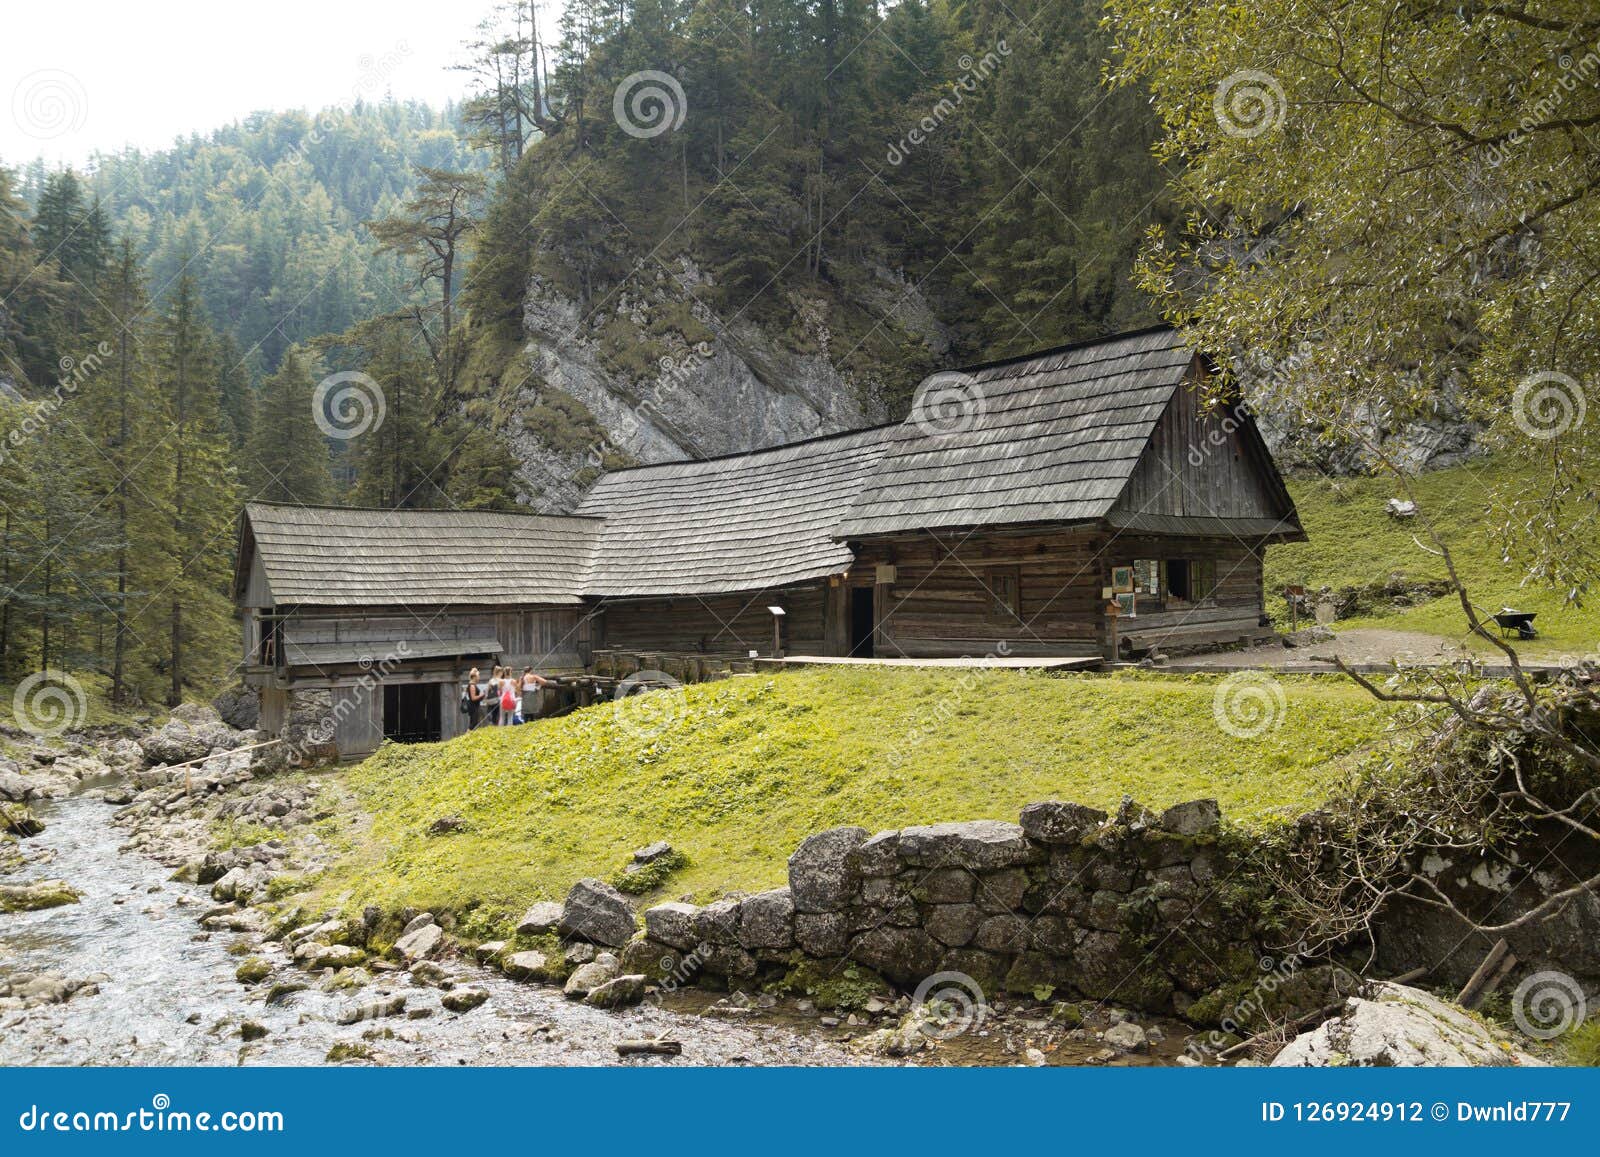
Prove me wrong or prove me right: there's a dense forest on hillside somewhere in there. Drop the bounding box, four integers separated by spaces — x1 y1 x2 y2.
0 0 1167 703
11 102 479 374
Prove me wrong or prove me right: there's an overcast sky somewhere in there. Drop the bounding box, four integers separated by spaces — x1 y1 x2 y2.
1 0 520 167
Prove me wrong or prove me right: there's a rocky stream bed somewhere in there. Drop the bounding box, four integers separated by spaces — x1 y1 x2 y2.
0 709 1194 1067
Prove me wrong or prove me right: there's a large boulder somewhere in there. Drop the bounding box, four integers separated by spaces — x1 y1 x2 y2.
788 826 869 913
584 974 648 1008
736 887 795 951
169 702 221 726
212 686 260 730
0 879 79 912
564 954 621 998
515 901 564 936
1019 801 1107 844
1273 983 1544 1067
294 943 364 971
897 820 1041 870
209 863 269 904
138 720 213 767
0 771 40 802
393 922 443 964
559 878 637 947
643 901 700 951
849 926 944 986
502 950 553 983
1104 1022 1149 1053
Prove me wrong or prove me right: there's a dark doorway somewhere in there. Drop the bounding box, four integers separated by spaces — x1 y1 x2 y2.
1167 559 1191 602
383 682 441 744
849 587 876 657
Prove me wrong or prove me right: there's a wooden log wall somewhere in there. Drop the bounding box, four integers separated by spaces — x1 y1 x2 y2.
273 605 591 673
1104 534 1266 647
595 584 829 656
850 529 1106 659
850 528 1272 658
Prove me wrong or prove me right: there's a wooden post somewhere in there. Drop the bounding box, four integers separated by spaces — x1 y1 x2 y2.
1105 598 1121 661
1456 938 1512 1009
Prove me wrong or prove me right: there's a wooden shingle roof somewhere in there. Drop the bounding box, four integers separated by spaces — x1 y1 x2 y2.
238 327 1301 609
574 426 894 597
240 503 600 607
833 327 1198 538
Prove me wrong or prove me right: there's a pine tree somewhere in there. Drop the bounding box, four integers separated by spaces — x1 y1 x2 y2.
349 322 449 509
31 171 110 343
75 240 171 702
215 333 256 451
245 349 334 505
147 272 240 706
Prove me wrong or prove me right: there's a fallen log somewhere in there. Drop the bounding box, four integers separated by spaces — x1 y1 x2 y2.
0 803 44 838
1455 938 1511 1010
616 1037 682 1057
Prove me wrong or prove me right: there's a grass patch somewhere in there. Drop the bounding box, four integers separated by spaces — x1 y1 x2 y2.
612 848 689 895
1271 458 1600 656
310 667 1397 926
1565 1020 1600 1067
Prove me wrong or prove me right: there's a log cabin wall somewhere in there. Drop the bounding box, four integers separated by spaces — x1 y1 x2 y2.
1094 534 1269 653
594 583 830 656
848 528 1107 659
848 528 1270 659
265 604 591 676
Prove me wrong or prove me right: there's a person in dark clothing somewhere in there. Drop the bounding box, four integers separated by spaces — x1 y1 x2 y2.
464 667 484 729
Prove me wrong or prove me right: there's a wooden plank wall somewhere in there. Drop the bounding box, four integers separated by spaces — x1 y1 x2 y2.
596 584 830 656
850 528 1270 658
851 529 1106 659
1116 367 1282 520
330 683 383 758
276 606 589 670
1097 534 1267 652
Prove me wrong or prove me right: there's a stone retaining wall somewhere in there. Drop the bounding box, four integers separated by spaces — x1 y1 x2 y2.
624 797 1266 1016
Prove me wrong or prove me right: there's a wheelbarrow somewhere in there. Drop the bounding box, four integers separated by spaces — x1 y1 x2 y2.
1491 608 1538 640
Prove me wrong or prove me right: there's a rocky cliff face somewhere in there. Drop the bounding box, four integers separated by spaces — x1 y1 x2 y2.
1240 347 1485 474
506 258 947 511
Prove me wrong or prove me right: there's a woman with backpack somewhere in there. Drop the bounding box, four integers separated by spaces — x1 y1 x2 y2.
497 667 518 726
484 666 501 726
462 667 484 730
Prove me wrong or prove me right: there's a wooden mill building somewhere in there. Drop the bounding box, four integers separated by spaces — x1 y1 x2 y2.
234 327 1304 758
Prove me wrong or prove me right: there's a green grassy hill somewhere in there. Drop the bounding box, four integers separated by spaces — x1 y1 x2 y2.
1270 458 1599 655
305 668 1398 931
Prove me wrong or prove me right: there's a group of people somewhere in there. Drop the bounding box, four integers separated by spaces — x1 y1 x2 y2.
462 665 552 729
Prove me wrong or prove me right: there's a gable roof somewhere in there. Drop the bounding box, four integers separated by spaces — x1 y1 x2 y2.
238 503 600 608
833 327 1200 538
574 425 894 597
237 326 1304 610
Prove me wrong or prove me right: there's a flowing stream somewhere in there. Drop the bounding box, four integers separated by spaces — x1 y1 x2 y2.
0 784 868 1066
